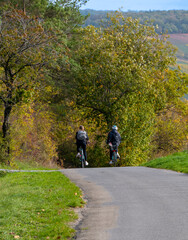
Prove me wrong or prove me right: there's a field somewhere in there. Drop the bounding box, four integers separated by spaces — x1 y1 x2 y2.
168 34 188 73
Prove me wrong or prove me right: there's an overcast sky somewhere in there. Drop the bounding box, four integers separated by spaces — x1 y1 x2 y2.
81 0 188 11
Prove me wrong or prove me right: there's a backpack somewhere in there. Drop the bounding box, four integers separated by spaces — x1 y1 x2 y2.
77 131 87 141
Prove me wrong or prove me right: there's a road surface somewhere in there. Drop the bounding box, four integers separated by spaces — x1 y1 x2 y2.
61 167 188 240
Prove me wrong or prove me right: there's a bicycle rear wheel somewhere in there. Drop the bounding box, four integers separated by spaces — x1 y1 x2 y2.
79 149 85 168
81 158 85 168
112 151 117 167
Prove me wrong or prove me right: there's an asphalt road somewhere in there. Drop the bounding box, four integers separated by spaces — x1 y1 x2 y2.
61 167 188 240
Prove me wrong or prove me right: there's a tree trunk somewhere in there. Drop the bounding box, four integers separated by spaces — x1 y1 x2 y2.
2 102 12 139
23 0 26 14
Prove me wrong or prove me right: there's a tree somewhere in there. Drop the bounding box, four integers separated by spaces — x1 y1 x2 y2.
73 13 181 125
0 0 49 16
0 0 87 32
0 9 56 151
0 0 89 165
71 12 188 165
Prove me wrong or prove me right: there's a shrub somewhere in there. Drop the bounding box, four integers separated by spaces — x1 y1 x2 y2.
152 104 188 158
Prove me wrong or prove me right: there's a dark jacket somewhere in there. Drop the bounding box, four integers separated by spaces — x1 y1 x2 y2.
107 129 121 146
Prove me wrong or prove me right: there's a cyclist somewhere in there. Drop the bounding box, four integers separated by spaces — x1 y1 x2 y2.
107 125 121 164
76 125 89 166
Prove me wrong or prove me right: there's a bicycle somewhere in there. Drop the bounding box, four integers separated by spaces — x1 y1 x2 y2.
79 146 86 168
109 144 118 167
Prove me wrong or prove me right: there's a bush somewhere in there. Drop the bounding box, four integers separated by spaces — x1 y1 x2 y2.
152 104 188 158
10 102 58 165
0 135 11 165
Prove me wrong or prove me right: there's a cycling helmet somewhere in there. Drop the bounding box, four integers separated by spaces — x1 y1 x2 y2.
112 125 118 130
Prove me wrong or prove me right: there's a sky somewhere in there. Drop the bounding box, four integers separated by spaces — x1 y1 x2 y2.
80 0 188 11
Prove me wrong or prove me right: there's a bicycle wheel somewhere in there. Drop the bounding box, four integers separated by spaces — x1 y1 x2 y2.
80 149 85 168
112 151 117 167
81 154 85 168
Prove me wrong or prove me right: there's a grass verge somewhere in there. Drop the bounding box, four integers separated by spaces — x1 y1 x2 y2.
141 151 188 173
0 160 58 170
0 171 85 240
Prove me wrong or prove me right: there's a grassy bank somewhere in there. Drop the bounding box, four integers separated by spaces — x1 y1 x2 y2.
142 151 188 173
0 159 58 170
0 170 85 240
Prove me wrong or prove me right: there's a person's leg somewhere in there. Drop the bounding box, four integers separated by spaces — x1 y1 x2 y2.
110 145 117 162
116 146 120 158
76 141 81 157
109 147 113 164
77 143 80 153
110 147 113 160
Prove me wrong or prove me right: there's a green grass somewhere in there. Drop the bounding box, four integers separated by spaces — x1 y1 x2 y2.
0 171 85 240
0 160 58 170
142 151 188 173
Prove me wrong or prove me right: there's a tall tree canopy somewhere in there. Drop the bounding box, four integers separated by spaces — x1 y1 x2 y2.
73 13 186 124
0 0 88 164
0 0 87 31
0 9 57 143
70 12 187 165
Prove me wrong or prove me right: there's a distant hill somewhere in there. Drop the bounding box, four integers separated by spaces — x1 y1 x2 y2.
80 9 188 34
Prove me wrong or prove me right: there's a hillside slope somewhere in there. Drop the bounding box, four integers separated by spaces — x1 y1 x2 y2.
168 34 188 73
80 9 188 34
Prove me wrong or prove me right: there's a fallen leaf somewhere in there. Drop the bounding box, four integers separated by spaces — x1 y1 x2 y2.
14 236 20 239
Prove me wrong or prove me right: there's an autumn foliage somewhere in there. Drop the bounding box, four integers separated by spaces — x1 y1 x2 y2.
0 4 187 166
